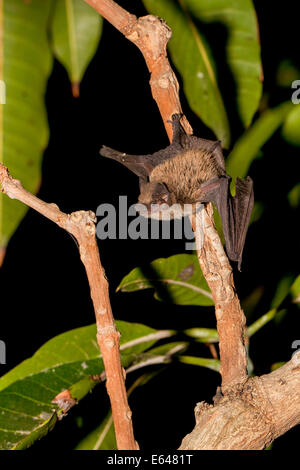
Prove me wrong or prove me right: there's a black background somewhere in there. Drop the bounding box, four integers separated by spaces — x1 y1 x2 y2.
0 0 299 450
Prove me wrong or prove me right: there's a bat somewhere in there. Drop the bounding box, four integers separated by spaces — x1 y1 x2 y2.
100 114 254 270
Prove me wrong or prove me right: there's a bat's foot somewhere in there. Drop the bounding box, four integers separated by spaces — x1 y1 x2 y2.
171 113 183 122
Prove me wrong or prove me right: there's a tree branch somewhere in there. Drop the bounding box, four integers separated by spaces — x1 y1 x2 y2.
84 0 192 140
179 352 300 449
84 0 247 389
191 207 248 389
0 164 138 450
85 0 299 450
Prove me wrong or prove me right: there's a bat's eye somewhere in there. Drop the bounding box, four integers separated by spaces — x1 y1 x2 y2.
160 194 169 204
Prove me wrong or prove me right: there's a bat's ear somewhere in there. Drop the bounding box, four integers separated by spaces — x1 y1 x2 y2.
168 113 188 145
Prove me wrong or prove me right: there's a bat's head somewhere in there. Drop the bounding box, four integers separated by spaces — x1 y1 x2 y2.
136 180 196 220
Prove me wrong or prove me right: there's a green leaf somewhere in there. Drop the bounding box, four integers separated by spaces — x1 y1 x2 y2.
74 371 164 450
183 0 263 127
226 102 293 181
0 321 173 392
50 0 102 96
117 254 214 306
271 362 285 372
0 321 175 449
282 105 300 146
246 274 300 335
241 285 264 317
270 274 300 311
179 352 252 376
0 0 53 257
276 60 300 88
247 302 298 338
75 372 156 450
271 275 295 309
142 0 230 146
288 183 300 209
247 309 278 337
75 410 116 450
179 355 220 372
249 201 264 224
291 275 300 306
126 342 188 374
184 327 218 343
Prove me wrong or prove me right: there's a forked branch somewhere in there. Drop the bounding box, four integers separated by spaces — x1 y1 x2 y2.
0 163 138 450
84 0 300 450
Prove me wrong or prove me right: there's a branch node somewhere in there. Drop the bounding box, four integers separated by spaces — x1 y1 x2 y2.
97 324 117 337
104 337 116 349
49 202 60 211
97 306 108 316
127 15 171 55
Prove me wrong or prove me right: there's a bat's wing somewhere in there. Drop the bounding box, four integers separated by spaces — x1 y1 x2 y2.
228 177 254 269
100 145 154 181
100 144 182 190
195 176 254 270
100 114 224 181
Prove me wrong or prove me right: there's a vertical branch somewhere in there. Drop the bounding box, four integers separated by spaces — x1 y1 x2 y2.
84 0 192 140
73 215 139 449
191 207 248 388
0 164 138 450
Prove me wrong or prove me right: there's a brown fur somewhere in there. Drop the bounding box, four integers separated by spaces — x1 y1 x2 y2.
149 149 222 203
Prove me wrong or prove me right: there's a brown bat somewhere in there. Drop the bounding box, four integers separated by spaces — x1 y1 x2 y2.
100 114 254 270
